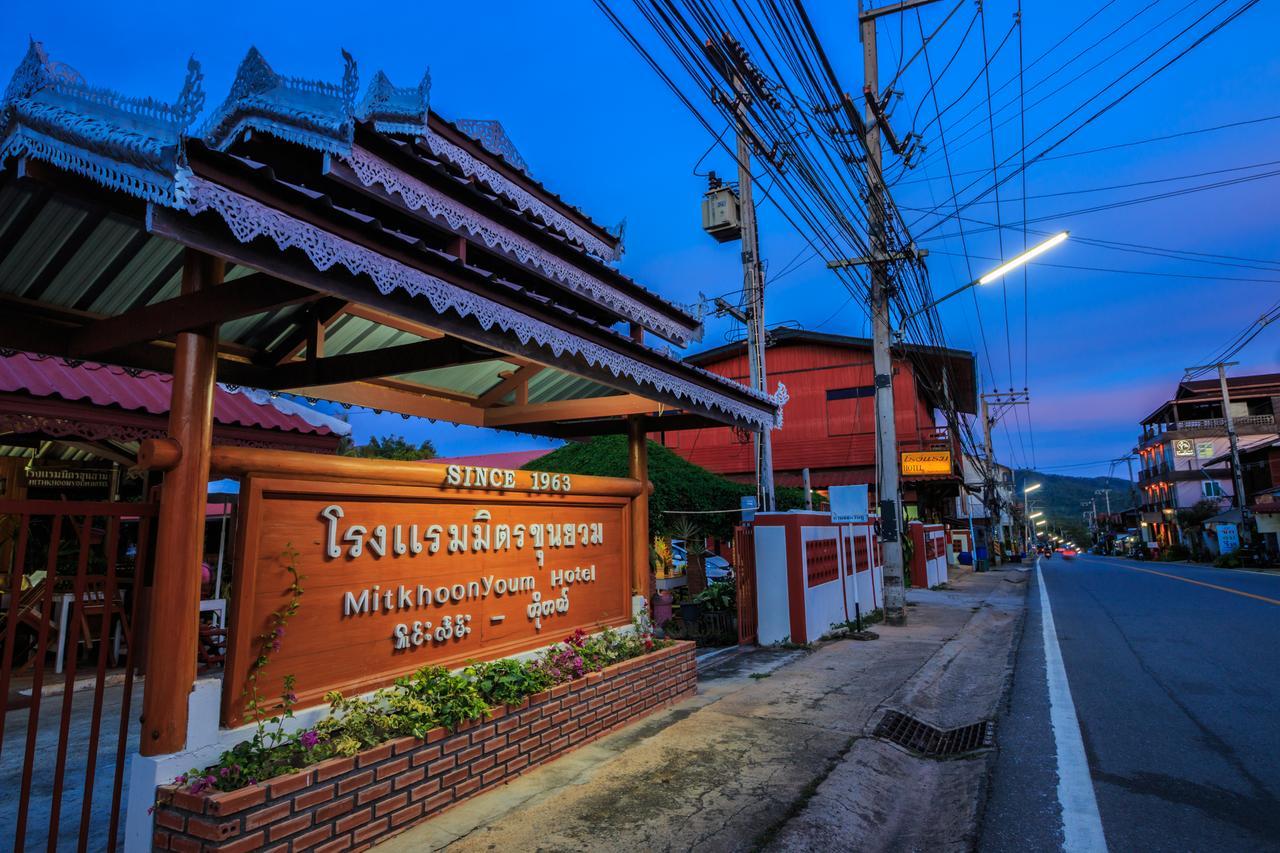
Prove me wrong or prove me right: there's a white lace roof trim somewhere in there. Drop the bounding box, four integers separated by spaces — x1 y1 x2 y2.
423 129 621 263
345 146 694 346
176 172 783 430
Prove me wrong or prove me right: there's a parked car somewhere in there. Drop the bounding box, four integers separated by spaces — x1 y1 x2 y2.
671 540 733 580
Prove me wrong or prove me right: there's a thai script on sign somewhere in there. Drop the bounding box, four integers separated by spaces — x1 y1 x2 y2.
320 506 604 568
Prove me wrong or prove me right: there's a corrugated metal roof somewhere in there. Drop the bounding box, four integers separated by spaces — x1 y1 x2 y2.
0 350 337 435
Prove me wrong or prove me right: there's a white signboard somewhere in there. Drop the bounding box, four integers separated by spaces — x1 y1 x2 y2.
829 484 869 524
1216 522 1240 554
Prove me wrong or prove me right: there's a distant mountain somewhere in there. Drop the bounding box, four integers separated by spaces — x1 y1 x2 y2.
1014 469 1136 539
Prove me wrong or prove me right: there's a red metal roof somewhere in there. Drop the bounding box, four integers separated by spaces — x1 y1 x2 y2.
0 351 335 436
429 449 554 468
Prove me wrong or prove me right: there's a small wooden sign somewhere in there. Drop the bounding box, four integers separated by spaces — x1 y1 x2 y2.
222 459 638 726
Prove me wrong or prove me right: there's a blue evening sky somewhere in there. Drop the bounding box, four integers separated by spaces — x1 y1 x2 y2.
8 1 1277 478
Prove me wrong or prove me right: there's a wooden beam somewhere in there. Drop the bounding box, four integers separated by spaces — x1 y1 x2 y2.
377 376 482 405
0 295 267 387
142 248 222 755
263 338 500 390
477 364 544 407
340 304 446 341
67 273 319 357
483 394 658 427
288 381 486 427
259 297 348 366
203 443 643 497
628 415 650 600
305 310 325 360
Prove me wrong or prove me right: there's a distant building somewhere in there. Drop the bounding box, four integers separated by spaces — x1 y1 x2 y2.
955 455 1016 558
1135 372 1280 545
660 329 977 521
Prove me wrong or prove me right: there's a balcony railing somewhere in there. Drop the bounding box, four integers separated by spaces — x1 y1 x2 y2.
1141 413 1275 442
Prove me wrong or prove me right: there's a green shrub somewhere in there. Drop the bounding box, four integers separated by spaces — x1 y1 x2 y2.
389 666 491 735
175 617 669 795
693 578 735 612
465 658 552 707
1213 552 1242 569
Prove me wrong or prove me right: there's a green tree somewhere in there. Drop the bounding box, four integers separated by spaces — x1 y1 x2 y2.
1176 499 1220 530
523 435 808 540
340 434 437 461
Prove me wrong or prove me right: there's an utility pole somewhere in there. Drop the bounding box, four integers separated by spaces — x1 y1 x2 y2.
737 100 776 513
860 8 904 623
855 0 941 625
827 0 942 623
1186 361 1248 530
1119 454 1138 519
706 37 777 512
980 390 1030 565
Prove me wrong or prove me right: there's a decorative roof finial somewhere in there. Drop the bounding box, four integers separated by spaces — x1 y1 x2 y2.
356 68 431 137
1 40 204 206
202 47 357 154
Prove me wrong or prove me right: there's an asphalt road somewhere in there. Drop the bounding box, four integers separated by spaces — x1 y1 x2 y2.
981 554 1280 852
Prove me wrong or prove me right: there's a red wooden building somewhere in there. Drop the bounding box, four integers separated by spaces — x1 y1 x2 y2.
661 330 977 518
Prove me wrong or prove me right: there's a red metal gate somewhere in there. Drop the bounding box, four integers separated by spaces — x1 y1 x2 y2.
733 523 757 646
0 499 156 853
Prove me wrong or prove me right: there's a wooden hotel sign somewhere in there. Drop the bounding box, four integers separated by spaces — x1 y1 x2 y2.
220 450 640 726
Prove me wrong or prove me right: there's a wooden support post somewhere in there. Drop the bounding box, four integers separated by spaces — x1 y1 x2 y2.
627 415 650 602
140 249 223 756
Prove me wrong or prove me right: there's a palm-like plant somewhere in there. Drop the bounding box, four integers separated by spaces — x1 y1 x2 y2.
669 516 707 596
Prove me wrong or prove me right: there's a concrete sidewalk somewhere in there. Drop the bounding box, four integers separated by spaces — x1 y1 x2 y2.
376 569 1027 852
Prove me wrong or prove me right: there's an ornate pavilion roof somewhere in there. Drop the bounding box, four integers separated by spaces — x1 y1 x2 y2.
0 42 785 436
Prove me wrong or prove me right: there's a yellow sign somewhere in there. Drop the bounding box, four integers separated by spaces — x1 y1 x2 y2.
901 450 952 476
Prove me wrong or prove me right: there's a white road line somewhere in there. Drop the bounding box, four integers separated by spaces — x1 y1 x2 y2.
1038 559 1109 852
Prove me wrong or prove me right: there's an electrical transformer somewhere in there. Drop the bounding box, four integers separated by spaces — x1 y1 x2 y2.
701 184 741 243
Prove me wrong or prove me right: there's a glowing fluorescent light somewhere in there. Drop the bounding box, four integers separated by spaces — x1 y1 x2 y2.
978 231 1069 285
1028 511 1043 519
1023 483 1042 494
1035 519 1047 526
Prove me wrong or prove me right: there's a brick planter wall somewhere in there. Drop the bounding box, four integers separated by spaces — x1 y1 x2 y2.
153 641 696 852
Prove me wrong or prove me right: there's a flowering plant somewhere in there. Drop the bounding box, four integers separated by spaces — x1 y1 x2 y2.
169 614 672 796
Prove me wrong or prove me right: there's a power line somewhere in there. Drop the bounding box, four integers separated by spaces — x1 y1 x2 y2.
911 164 1280 237
924 249 1280 284
909 0 1262 237
894 112 1280 187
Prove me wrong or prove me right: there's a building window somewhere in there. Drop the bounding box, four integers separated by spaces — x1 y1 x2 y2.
1202 480 1225 499
826 385 874 437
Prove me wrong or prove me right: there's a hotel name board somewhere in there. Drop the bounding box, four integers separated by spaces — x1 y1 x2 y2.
901 450 952 477
222 462 637 726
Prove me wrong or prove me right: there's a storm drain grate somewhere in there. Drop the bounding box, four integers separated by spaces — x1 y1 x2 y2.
872 710 994 757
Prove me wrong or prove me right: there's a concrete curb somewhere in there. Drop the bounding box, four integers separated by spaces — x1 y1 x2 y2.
766 570 1030 852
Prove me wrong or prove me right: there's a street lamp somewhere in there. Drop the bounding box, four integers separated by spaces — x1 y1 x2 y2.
895 231 1069 335
1024 483 1042 494
1035 519 1047 527
1028 511 1043 519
